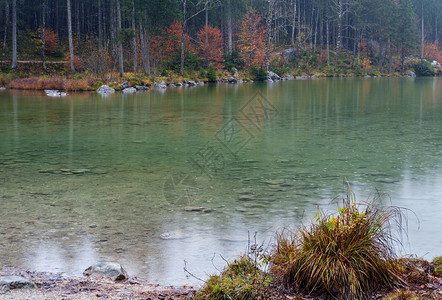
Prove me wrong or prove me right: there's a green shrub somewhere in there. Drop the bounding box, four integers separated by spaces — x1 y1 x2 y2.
224 51 245 72
250 67 268 81
270 190 404 299
206 65 218 82
196 254 274 300
413 59 436 76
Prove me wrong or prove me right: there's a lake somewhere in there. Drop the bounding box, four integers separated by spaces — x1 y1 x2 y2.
0 77 441 285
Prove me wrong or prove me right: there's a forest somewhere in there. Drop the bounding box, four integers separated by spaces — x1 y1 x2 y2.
0 0 441 85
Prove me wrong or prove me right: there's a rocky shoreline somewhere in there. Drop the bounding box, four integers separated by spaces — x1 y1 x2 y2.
0 265 196 299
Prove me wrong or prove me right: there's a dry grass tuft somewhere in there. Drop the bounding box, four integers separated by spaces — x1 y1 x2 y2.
270 189 405 299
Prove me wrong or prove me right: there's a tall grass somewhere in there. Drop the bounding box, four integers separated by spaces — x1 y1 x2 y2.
9 76 90 91
270 190 405 299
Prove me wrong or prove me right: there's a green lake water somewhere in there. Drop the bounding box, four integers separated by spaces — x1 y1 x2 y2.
0 77 441 285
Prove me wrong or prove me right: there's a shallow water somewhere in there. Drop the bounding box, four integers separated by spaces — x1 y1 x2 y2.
0 77 441 285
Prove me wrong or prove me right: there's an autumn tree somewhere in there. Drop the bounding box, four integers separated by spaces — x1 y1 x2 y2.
237 9 266 69
197 25 224 68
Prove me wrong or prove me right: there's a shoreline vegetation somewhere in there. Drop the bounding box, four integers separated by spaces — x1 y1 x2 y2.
1 191 442 299
0 62 440 96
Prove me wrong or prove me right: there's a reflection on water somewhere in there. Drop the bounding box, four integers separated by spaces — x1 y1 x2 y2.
0 77 441 285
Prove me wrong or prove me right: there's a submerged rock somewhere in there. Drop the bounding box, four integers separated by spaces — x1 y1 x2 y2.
160 230 191 240
97 85 115 95
83 262 128 281
184 206 212 213
0 276 36 292
45 90 67 97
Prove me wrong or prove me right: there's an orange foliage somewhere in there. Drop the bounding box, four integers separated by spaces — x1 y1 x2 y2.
362 57 372 71
149 21 195 65
197 25 224 68
36 27 59 54
237 9 266 68
423 42 442 62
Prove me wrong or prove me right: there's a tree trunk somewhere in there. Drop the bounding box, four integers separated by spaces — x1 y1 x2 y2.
263 0 274 71
67 0 75 72
75 0 80 40
291 0 296 45
41 0 46 70
334 0 343 68
388 38 392 73
116 0 124 77
132 0 137 74
205 0 209 44
421 2 424 59
326 19 330 66
379 39 384 73
140 15 150 76
3 1 9 50
98 0 103 75
226 0 233 55
180 0 186 76
11 0 17 69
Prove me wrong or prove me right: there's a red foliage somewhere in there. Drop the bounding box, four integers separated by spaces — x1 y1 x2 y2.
37 27 59 55
359 40 368 57
149 21 195 64
237 9 266 68
197 25 224 68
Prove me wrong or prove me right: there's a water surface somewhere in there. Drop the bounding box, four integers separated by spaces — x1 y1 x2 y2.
1 77 441 285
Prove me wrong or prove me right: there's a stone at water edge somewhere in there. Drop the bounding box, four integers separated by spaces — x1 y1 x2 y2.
97 85 115 95
83 262 129 281
153 81 167 89
0 276 36 292
122 81 129 89
122 87 136 94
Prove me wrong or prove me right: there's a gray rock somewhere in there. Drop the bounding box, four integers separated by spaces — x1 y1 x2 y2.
296 76 309 80
0 87 6 90
183 79 189 84
267 71 281 80
237 79 244 83
286 74 293 80
122 87 136 94
122 81 129 89
249 80 254 83
175 82 183 87
45 90 67 97
197 81 204 86
0 276 36 292
188 81 197 87
405 70 416 77
232 67 239 77
135 85 149 91
168 83 176 87
97 85 115 95
265 79 274 83
83 262 129 281
310 75 317 79
153 81 167 89
281 48 296 60
183 83 189 87
184 206 212 213
228 77 237 83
